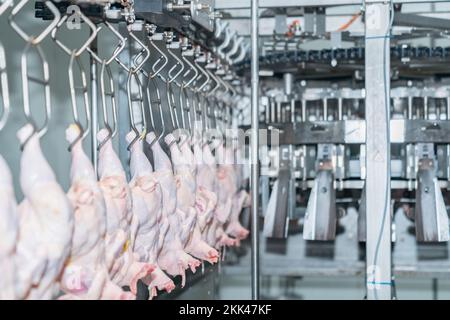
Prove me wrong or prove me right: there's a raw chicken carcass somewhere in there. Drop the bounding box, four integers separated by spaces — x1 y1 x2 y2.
225 190 251 244
14 124 73 299
97 128 154 295
147 131 199 287
59 125 134 300
126 130 175 299
203 141 238 248
0 155 18 299
227 144 250 242
175 137 219 264
193 139 218 231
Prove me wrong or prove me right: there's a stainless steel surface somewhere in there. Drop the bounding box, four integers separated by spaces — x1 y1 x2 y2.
303 167 337 240
263 168 290 238
364 1 392 300
262 119 450 145
191 0 215 31
216 0 450 10
250 0 260 300
415 155 449 242
393 12 450 30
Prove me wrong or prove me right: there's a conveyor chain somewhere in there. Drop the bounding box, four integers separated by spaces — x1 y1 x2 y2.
235 46 450 73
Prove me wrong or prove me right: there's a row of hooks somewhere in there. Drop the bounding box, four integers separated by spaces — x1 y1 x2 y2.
0 0 242 153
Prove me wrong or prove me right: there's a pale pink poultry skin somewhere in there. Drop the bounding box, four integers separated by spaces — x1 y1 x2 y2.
187 138 220 263
0 154 18 299
180 137 218 264
59 125 134 300
207 141 238 248
198 141 227 248
97 128 154 295
147 132 199 287
225 190 251 245
126 131 175 299
167 133 217 264
224 144 250 243
193 140 218 231
14 124 73 299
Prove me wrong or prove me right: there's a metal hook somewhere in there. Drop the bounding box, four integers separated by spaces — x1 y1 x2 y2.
179 54 198 135
51 12 99 57
9 0 60 45
166 79 179 131
87 21 127 65
181 54 198 88
19 42 51 149
0 0 12 16
0 32 10 132
233 42 249 65
97 60 118 150
68 52 90 151
193 88 202 130
160 41 184 134
194 57 211 94
143 33 171 147
8 0 58 148
126 70 147 150
148 37 169 79
217 28 234 60
166 44 186 136
115 25 150 74
205 66 221 98
166 44 185 84
226 37 244 64
214 72 230 101
146 75 165 147
214 19 228 39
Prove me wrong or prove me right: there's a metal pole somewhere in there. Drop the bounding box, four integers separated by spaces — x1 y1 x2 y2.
90 37 98 174
365 0 392 300
250 0 260 300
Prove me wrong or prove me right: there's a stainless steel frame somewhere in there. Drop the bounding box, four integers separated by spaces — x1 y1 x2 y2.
250 0 261 300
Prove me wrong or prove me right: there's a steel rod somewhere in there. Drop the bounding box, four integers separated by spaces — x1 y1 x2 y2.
90 37 98 175
250 0 260 300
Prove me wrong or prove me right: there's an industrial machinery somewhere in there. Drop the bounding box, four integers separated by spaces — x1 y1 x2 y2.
1 0 450 301
220 0 450 300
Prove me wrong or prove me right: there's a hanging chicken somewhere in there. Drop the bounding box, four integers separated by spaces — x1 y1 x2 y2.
207 141 238 248
193 138 218 235
126 130 175 299
225 145 250 244
14 124 74 299
97 128 154 295
59 125 135 300
175 134 219 264
147 131 199 287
